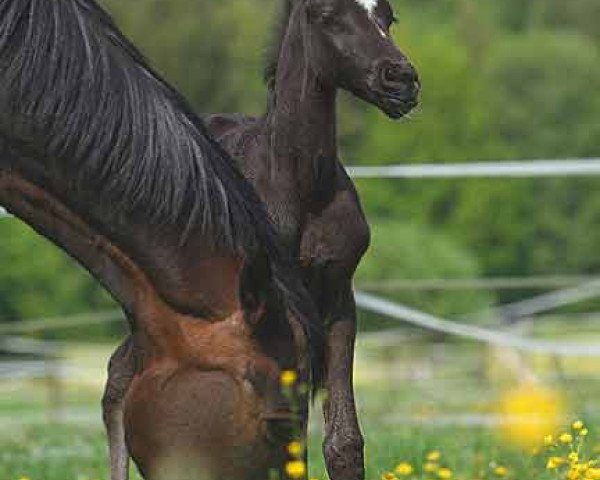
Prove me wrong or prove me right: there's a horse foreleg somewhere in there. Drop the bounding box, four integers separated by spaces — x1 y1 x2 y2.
322 288 364 480
102 336 138 480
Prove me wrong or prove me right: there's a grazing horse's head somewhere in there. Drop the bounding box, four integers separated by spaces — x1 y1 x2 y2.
121 255 311 480
281 0 420 118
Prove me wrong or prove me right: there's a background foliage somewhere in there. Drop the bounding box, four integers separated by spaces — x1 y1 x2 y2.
1 0 599 324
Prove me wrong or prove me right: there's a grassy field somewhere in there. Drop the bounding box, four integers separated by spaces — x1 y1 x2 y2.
5 419 592 480
2 333 600 480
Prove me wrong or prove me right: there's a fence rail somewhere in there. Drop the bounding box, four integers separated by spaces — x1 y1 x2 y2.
356 275 599 292
0 335 60 357
347 158 600 178
2 159 600 221
354 291 600 356
0 310 123 335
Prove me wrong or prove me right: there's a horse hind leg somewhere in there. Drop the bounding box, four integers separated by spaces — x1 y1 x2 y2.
102 335 139 480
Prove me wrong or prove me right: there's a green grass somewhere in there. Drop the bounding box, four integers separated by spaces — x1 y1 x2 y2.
2 420 599 480
1 425 113 480
2 337 600 480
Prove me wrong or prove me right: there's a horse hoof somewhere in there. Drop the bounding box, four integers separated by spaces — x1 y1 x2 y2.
323 434 365 480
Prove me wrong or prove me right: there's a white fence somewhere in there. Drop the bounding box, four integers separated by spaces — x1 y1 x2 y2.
347 158 600 178
348 159 600 353
355 290 600 357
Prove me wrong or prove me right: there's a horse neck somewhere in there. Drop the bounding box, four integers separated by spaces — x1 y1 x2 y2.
1 154 244 321
0 167 188 352
265 16 338 194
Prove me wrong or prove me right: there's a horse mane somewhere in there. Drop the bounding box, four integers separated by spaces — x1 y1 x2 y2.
0 0 266 252
263 0 296 90
0 0 323 383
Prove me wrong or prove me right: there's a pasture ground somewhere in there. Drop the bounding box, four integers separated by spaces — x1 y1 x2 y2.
2 328 600 480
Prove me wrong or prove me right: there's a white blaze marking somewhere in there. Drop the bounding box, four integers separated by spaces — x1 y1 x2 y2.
374 21 388 38
354 0 388 38
354 0 378 15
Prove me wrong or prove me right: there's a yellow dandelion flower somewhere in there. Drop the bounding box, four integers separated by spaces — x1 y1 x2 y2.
570 453 580 463
18 477 31 480
547 457 566 470
381 472 397 480
424 462 439 473
287 441 304 458
573 421 585 430
285 460 306 479
437 467 453 479
494 466 509 476
560 433 574 444
394 462 414 476
280 370 298 387
586 468 600 479
544 435 554 446
498 383 564 449
567 468 581 480
426 451 441 462
581 428 589 437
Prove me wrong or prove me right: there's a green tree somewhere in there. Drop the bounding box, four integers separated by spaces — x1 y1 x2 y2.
356 222 493 320
0 222 112 322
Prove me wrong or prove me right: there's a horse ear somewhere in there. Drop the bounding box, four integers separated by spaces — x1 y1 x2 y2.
239 254 273 325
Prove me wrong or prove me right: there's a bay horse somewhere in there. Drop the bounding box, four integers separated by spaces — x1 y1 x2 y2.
0 1 322 479
104 0 419 479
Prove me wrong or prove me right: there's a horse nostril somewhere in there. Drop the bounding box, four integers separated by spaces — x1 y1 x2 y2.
383 65 403 84
381 63 419 94
412 79 421 96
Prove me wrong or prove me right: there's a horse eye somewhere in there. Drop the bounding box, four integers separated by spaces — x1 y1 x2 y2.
319 9 337 24
383 14 398 30
306 3 337 25
375 17 392 33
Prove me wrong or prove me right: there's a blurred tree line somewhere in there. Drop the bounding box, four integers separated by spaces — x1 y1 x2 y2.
1 0 599 325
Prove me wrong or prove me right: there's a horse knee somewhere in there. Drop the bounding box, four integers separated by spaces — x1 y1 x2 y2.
102 337 138 419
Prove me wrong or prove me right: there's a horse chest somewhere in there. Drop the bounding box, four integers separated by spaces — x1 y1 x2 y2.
299 189 370 277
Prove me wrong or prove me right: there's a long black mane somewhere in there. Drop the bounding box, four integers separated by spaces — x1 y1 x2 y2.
0 0 322 379
0 0 267 252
